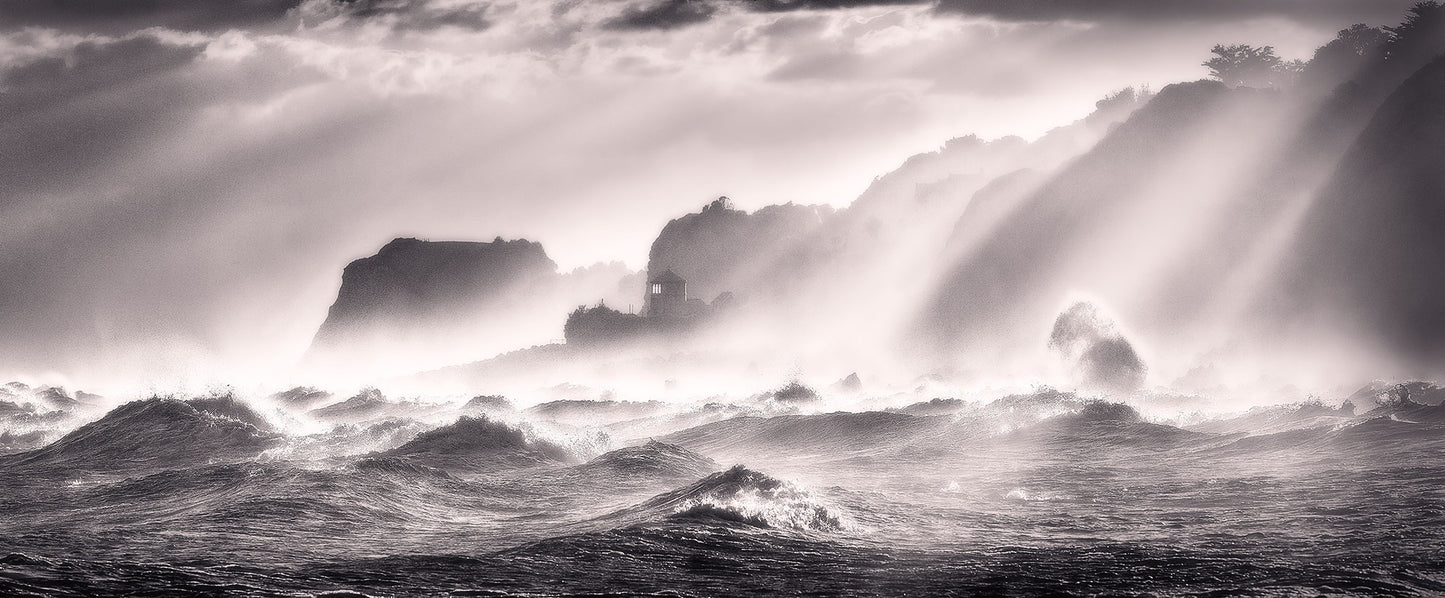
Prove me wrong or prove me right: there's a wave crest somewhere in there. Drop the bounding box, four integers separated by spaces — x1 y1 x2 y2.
650 465 851 532
383 415 578 471
575 440 717 480
6 395 279 470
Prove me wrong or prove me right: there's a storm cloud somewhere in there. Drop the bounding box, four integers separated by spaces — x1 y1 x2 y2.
935 0 1421 25
604 0 931 31
0 0 304 33
605 0 719 30
296 0 492 31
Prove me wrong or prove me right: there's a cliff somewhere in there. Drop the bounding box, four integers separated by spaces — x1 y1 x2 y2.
644 198 834 307
313 237 557 347
630 86 1147 351
920 79 1248 350
1276 55 1445 361
911 22 1445 372
307 237 635 375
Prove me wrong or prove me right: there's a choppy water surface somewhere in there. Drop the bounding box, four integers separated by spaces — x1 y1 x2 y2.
2 386 1444 596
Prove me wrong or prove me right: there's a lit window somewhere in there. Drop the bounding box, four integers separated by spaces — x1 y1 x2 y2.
651 283 663 295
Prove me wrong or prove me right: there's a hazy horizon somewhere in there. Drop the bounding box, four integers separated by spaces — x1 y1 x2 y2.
0 0 1430 389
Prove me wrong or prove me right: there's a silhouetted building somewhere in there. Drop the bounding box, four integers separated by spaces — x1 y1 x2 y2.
565 270 723 346
646 269 687 317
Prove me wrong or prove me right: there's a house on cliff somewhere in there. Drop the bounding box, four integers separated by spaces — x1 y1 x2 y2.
646 269 686 317
645 269 708 318
565 270 720 346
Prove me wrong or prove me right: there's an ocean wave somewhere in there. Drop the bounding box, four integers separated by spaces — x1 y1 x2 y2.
1328 415 1445 451
1004 487 1065 502
461 394 514 417
890 398 969 416
382 415 578 471
260 417 432 461
1 383 103 413
266 386 334 411
661 411 945 460
572 440 718 481
523 399 671 427
1187 400 1358 435
353 455 457 479
1196 410 1445 456
635 465 853 532
307 388 449 424
2 395 280 471
996 400 1206 450
1363 400 1445 424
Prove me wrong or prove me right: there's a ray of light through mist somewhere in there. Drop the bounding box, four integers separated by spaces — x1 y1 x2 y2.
5 2 1445 597
4 0 1427 397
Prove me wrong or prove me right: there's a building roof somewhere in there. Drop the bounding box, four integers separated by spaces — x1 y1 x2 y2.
648 269 686 284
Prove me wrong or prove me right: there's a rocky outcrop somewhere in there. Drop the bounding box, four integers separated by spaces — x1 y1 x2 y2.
313 237 558 346
644 198 834 308
307 237 635 374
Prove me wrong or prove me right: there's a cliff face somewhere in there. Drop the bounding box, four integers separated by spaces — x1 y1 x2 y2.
907 47 1445 374
644 199 834 307
1276 55 1445 361
843 88 1146 234
632 88 1146 349
313 237 558 345
920 80 1248 350
308 237 639 374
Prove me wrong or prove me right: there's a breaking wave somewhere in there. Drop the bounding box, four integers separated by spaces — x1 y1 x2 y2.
383 415 580 471
621 465 854 532
2 395 279 472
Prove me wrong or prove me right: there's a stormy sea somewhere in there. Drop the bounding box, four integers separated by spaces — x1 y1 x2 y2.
3 382 1444 597
7 0 1445 595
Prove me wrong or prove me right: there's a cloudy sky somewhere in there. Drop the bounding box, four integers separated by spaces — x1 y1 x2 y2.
0 0 1418 385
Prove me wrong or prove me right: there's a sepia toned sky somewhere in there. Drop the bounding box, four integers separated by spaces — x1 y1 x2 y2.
0 0 1418 384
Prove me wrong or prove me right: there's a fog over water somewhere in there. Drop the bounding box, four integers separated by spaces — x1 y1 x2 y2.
3 1 1445 596
0 0 1425 391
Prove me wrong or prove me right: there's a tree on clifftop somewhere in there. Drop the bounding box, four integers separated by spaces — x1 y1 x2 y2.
1203 44 1296 88
1298 23 1386 93
1384 1 1445 64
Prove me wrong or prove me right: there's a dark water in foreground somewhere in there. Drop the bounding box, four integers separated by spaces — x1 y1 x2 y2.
2 392 1444 597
